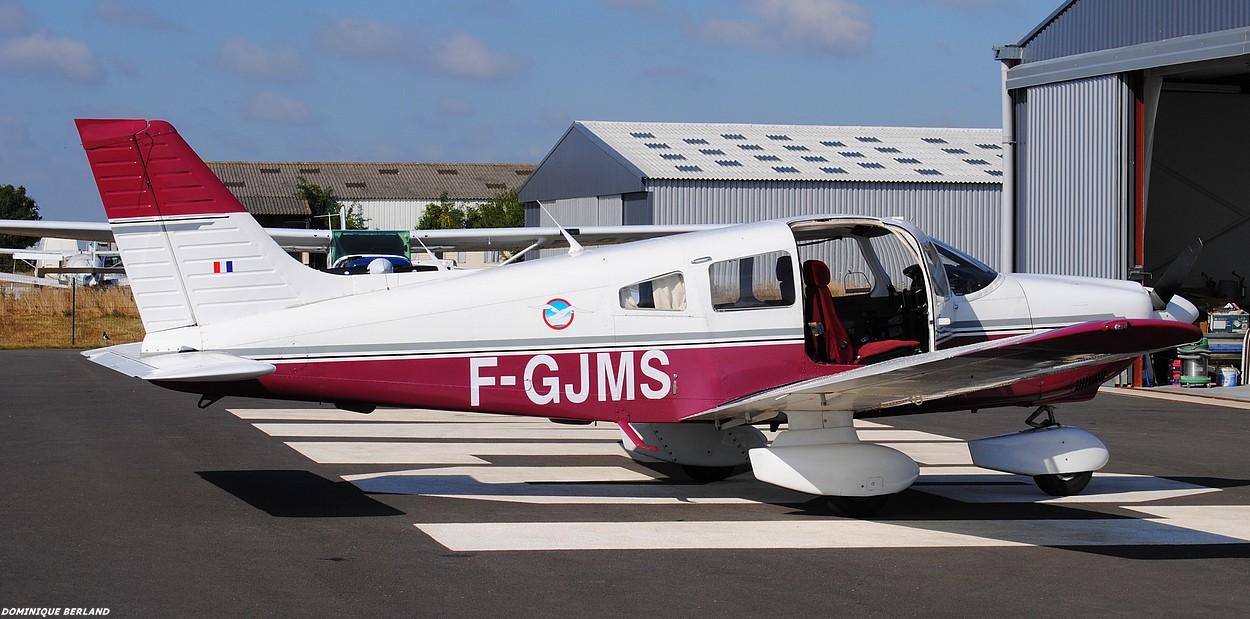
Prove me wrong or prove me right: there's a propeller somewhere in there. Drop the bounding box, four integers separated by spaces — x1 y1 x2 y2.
1150 239 1203 310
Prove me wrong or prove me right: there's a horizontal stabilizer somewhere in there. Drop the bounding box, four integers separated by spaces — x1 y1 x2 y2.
82 343 275 382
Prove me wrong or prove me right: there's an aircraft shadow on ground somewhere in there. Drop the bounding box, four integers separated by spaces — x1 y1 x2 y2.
198 470 404 518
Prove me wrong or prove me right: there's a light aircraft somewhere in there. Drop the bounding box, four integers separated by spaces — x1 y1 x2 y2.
1 119 1203 516
0 237 125 288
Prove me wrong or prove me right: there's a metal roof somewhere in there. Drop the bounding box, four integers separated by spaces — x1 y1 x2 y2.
573 121 1003 184
207 161 535 216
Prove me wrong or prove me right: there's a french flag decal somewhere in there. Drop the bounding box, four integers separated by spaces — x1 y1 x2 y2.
213 260 234 273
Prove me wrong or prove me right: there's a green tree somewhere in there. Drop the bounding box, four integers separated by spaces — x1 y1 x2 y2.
465 188 524 229
296 177 368 230
417 191 467 229
0 184 41 271
418 189 523 230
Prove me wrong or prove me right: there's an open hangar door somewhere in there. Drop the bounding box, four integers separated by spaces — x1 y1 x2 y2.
1145 57 1250 317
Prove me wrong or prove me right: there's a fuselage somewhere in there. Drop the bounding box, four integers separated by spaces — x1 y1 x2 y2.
144 215 1185 421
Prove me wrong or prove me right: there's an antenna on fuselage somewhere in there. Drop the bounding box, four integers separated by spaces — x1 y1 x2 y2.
539 203 584 255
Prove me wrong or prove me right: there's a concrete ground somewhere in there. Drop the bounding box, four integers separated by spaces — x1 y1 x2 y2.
3 349 1249 618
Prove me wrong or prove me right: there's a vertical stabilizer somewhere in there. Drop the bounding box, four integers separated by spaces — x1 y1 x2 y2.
76 119 333 334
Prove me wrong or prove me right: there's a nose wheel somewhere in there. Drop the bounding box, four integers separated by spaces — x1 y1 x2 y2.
1033 470 1093 496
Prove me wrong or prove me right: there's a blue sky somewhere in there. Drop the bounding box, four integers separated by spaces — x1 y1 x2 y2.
0 0 1058 221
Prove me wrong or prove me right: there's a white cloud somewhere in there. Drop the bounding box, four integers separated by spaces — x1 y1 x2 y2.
0 32 102 83
431 33 524 80
217 38 310 82
95 0 181 32
436 95 477 117
240 91 314 125
317 18 524 81
0 1 29 36
605 0 665 15
316 18 414 64
695 0 870 55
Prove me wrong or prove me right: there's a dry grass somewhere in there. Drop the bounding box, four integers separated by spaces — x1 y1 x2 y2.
0 286 144 349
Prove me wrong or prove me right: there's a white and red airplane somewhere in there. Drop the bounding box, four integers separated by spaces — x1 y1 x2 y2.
2 119 1204 516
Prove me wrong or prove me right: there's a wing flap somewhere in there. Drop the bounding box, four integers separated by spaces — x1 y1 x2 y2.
82 343 275 382
696 319 1200 420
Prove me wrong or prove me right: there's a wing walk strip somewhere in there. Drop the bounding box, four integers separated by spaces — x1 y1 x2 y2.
227 408 1248 551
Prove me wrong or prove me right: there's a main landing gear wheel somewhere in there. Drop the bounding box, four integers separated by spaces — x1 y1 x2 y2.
1033 471 1093 496
824 494 891 518
681 464 738 483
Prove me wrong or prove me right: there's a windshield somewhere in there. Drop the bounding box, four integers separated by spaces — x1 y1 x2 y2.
932 239 999 295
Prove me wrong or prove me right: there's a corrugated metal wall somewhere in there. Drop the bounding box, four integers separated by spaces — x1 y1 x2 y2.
1024 0 1250 62
1015 74 1131 278
646 180 1004 268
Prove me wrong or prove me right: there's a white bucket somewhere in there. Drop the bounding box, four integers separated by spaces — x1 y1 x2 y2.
1220 366 1240 387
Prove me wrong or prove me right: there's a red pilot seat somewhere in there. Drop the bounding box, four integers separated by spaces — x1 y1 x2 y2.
801 259 920 365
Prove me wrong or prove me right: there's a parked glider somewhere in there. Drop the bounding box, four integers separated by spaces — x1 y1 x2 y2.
10 119 1205 516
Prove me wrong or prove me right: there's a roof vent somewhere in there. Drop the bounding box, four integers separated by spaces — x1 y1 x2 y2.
858 162 885 169
977 143 1003 150
716 160 743 167
379 168 399 175
820 141 845 148
985 170 1004 177
783 145 809 151
773 166 799 173
223 181 245 188
820 167 848 174
922 138 948 144
298 167 320 174
675 165 702 172
515 170 530 176
346 181 366 188
838 151 865 158
755 154 781 162
699 148 725 156
875 147 900 154
766 135 791 141
260 167 280 174
437 169 459 175
737 144 763 151
721 133 746 140
802 155 828 162
916 169 942 176
630 132 655 139
963 158 990 166
660 153 687 160
895 157 921 164
855 136 881 143
684 138 709 145
942 148 969 155
486 182 506 189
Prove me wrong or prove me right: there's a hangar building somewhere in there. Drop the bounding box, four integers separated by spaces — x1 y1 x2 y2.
519 121 1006 267
207 161 534 230
999 0 1250 297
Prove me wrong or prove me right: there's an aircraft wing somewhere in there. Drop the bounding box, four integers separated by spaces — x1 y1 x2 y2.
0 220 719 253
695 319 1200 421
0 272 68 288
82 343 276 382
0 220 114 243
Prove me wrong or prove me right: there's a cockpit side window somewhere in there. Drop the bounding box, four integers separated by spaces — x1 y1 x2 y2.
932 240 998 296
620 272 686 311
709 251 795 311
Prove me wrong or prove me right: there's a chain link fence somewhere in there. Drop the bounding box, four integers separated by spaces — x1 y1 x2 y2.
0 283 143 349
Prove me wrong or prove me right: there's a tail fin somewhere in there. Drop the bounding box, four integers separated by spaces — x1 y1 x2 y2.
77 119 331 333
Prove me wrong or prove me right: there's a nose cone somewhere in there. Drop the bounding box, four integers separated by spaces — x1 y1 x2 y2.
1160 294 1200 325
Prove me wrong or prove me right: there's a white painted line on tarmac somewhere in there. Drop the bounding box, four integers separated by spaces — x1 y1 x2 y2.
229 408 545 422
1125 506 1250 540
914 473 1218 504
343 465 657 484
856 429 960 442
285 441 625 464
875 441 973 466
416 516 1249 552
255 422 620 440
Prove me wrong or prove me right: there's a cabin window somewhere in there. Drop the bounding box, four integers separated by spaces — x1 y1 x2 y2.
620 272 686 311
709 251 795 310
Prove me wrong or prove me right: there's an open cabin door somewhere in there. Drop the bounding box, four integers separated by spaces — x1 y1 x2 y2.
788 218 952 364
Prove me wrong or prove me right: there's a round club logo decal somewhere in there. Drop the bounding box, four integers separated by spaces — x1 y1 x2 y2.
542 298 575 330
